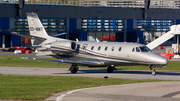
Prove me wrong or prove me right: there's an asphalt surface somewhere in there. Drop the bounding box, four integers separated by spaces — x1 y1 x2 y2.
1 67 180 80
54 81 180 101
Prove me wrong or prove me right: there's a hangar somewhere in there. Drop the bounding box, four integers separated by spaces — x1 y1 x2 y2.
0 0 180 48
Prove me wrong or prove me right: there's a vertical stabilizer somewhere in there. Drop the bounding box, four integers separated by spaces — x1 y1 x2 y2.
27 12 49 39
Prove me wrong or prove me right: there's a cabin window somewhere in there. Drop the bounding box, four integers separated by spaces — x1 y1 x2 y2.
132 48 135 52
136 47 140 52
98 46 101 51
112 46 115 51
105 46 108 51
119 47 122 51
91 46 94 50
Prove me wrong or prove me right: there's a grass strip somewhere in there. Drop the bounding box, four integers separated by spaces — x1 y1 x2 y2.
0 55 70 68
0 75 166 100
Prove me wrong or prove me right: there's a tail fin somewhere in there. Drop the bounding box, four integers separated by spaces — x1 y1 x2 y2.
27 12 51 46
27 12 49 39
26 12 68 46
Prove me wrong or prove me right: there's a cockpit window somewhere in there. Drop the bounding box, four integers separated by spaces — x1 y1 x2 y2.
136 47 140 52
139 46 152 52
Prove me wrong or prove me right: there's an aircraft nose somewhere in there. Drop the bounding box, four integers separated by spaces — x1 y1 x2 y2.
159 58 168 66
162 59 168 65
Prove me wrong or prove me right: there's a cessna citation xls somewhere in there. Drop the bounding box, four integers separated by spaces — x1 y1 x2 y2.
12 12 168 76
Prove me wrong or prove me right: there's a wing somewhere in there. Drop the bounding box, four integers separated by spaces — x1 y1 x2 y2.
22 57 104 66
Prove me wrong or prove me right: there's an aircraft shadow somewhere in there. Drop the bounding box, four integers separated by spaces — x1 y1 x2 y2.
54 69 180 76
79 69 180 76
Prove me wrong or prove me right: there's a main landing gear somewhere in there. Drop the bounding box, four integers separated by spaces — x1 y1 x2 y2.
149 65 156 76
107 65 117 73
69 64 79 73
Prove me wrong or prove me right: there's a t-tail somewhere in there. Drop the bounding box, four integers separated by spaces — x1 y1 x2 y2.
27 12 49 39
26 12 67 46
26 12 50 46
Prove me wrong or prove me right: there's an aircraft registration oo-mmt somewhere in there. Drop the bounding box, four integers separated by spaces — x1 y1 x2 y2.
12 12 169 76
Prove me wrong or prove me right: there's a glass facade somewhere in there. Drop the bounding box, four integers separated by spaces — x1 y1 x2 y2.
88 32 115 41
15 18 68 35
81 19 124 42
137 19 174 32
15 17 68 46
1 0 180 9
81 19 125 32
137 19 175 44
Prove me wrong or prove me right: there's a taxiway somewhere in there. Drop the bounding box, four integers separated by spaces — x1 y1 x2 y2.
1 67 180 80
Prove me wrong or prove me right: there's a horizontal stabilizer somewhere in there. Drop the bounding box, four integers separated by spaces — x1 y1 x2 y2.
11 32 46 40
22 57 104 65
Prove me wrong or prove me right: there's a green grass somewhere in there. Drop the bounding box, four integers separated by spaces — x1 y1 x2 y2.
0 75 166 100
0 55 180 71
0 55 70 68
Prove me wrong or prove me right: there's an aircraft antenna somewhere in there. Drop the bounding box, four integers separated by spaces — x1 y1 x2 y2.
76 38 79 42
96 38 100 42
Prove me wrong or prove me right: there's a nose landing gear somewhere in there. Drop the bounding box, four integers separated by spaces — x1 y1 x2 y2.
149 65 156 76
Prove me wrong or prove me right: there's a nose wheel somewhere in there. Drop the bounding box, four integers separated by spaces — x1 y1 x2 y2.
149 65 156 76
151 70 156 76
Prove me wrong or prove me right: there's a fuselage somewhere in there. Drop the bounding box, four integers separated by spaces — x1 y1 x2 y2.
51 41 168 67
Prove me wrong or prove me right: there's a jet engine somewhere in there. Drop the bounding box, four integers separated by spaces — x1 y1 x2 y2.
36 41 77 56
49 41 77 53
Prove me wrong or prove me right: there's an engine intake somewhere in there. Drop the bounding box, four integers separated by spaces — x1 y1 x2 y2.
70 41 77 51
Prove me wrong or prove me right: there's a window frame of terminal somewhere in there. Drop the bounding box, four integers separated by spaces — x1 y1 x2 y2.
81 19 125 32
15 18 68 34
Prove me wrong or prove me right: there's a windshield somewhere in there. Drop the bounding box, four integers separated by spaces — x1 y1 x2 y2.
139 46 152 52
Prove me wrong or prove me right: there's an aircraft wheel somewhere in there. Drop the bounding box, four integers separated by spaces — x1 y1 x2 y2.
149 65 156 76
107 66 114 73
71 67 78 73
152 70 156 76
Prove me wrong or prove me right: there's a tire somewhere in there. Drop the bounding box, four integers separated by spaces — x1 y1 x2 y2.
71 67 78 73
152 70 156 76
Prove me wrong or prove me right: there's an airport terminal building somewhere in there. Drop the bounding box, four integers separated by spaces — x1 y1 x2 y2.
0 0 180 48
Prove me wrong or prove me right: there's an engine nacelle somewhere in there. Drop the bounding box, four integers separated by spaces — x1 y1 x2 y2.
50 41 77 52
70 41 77 51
